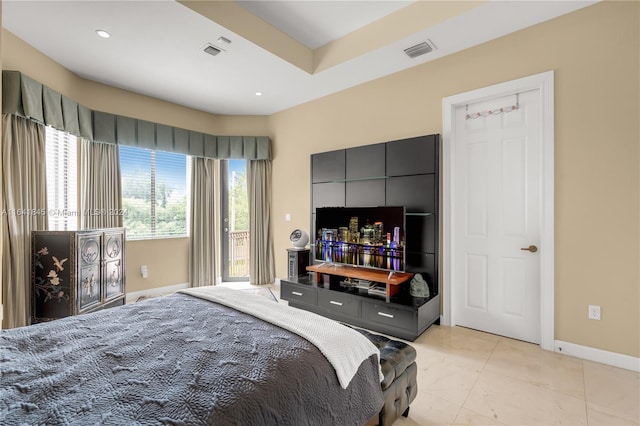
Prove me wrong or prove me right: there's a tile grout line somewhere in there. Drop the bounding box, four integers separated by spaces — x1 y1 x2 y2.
582 359 590 426
451 337 504 425
485 339 592 404
480 338 593 425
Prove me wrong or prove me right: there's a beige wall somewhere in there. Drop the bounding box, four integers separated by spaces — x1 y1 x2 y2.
269 1 639 357
125 238 190 292
1 2 638 358
1 28 271 294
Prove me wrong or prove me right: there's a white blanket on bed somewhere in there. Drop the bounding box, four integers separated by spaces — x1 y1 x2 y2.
179 286 382 389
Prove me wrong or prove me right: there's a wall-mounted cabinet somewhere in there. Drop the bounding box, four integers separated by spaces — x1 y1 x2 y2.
312 182 345 210
311 149 345 183
346 143 386 180
346 180 386 207
386 135 437 176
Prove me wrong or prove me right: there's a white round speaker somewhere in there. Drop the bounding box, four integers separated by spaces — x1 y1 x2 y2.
289 229 309 248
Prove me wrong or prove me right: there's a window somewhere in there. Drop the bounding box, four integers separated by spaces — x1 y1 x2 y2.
45 126 78 230
119 146 188 239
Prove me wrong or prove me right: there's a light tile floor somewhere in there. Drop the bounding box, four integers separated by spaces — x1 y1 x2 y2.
398 325 639 426
231 282 640 426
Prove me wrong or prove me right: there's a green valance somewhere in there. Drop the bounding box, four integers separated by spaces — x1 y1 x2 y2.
1 70 271 160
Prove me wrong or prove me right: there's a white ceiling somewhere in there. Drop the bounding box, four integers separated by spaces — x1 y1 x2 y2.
236 1 415 49
2 1 597 116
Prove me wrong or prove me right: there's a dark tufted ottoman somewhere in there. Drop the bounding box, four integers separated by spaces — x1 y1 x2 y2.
355 328 418 426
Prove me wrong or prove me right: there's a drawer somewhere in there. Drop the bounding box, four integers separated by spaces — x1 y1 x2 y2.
362 301 415 332
281 282 317 306
318 290 360 317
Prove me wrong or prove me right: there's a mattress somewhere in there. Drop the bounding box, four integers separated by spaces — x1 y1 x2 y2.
0 290 384 425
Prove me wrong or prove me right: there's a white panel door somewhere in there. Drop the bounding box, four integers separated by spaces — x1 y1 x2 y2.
454 90 541 343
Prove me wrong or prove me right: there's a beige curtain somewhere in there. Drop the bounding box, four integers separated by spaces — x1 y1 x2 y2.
79 138 123 229
189 157 217 287
247 160 275 285
1 114 48 328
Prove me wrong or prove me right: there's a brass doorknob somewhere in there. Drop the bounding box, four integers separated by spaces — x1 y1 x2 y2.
520 245 538 253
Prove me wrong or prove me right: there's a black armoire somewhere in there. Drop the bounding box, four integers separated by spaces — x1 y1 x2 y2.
31 228 126 323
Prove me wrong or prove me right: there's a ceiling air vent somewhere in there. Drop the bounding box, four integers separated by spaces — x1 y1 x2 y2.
204 44 222 57
404 40 435 59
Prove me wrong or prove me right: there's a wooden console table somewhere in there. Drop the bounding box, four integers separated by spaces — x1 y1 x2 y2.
306 263 412 299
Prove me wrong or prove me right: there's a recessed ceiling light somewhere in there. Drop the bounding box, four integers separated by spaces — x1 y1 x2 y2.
96 30 111 39
255 92 263 97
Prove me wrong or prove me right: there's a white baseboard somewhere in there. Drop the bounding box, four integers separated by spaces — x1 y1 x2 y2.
126 282 189 304
259 281 640 372
555 340 640 372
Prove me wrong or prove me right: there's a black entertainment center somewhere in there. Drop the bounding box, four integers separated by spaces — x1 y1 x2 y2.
280 134 440 341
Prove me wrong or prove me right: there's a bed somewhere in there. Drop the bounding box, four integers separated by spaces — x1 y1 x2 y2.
0 287 384 425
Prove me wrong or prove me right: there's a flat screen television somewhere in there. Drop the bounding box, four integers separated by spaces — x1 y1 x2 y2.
314 206 405 272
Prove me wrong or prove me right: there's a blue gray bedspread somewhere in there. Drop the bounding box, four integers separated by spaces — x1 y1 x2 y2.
0 292 384 425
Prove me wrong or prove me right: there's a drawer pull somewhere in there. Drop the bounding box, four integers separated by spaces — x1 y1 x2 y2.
329 301 343 306
291 291 303 296
378 312 394 319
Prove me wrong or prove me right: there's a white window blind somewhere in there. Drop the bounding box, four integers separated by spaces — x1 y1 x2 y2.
119 146 188 239
45 126 78 231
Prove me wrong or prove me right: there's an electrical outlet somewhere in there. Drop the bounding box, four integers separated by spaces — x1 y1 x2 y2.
588 304 601 320
140 265 148 279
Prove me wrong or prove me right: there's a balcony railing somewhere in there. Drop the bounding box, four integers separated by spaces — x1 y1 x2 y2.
229 230 249 277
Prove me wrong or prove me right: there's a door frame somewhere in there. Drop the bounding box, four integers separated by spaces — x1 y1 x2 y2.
220 159 248 282
442 71 555 350
220 159 233 282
